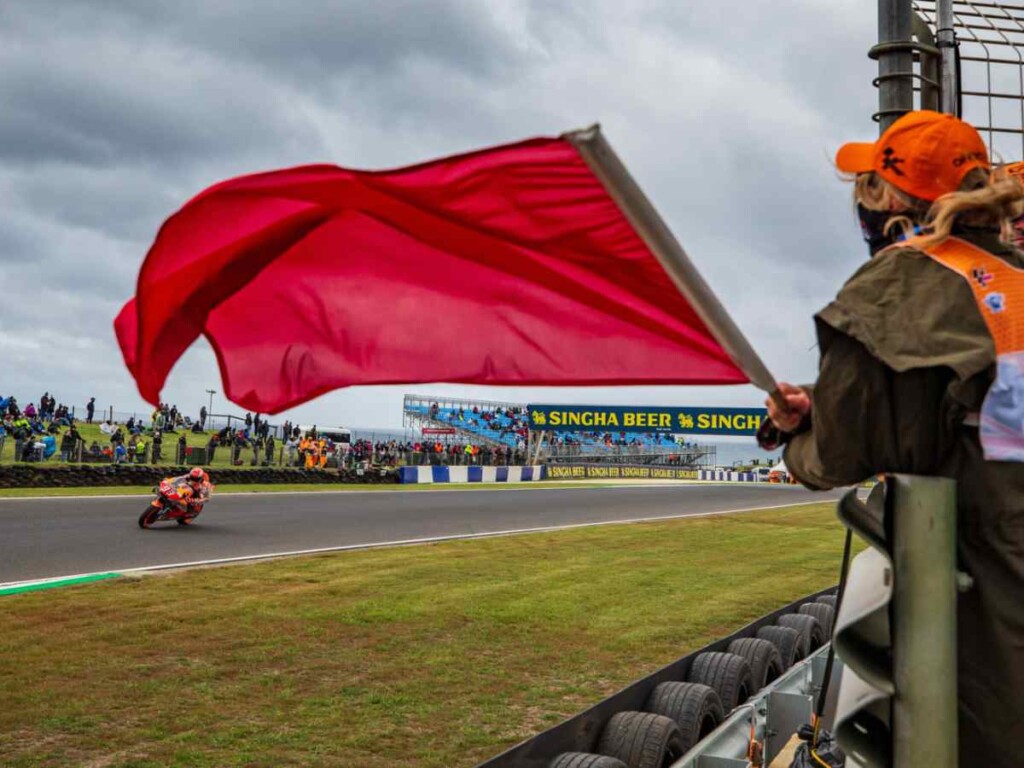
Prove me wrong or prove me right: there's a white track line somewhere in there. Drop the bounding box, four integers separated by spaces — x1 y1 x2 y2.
0 499 831 590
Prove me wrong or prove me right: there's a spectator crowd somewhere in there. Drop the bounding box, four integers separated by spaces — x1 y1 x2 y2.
0 392 527 470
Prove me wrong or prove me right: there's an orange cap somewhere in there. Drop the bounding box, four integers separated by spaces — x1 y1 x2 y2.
836 110 989 202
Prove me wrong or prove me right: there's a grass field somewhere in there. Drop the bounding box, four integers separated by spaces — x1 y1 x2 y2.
0 502 846 768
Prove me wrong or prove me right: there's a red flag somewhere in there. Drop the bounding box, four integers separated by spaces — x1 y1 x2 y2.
116 135 747 414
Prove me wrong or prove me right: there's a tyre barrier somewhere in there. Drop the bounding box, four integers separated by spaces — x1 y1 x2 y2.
798 602 835 637
754 625 803 670
549 754 627 768
596 712 683 768
478 588 839 768
685 652 753 711
776 613 827 655
726 638 784 690
644 682 723 754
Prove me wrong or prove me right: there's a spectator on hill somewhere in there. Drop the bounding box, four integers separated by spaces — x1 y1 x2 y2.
152 429 163 463
177 433 187 464
23 402 37 420
199 405 207 430
52 404 70 427
113 442 127 464
88 440 102 458
133 436 147 463
11 419 28 462
264 434 275 466
206 433 218 464
245 412 253 430
86 397 95 424
60 425 82 462
232 430 247 465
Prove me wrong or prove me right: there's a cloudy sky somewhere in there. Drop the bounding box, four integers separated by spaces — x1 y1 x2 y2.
1 0 886 429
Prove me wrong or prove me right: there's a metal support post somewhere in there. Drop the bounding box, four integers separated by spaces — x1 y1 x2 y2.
936 0 958 115
877 0 915 130
890 475 958 767
911 13 940 112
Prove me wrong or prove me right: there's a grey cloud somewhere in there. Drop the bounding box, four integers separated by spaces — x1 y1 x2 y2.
7 1 527 85
0 0 888 426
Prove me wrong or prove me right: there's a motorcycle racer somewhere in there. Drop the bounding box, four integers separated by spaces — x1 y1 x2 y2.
164 467 212 512
140 467 213 528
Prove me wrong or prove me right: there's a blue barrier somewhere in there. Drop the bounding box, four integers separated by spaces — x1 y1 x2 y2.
398 465 546 484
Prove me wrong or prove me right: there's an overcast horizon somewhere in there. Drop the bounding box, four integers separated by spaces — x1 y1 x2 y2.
1 1 883 430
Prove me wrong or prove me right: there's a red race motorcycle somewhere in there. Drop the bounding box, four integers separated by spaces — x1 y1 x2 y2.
139 476 213 528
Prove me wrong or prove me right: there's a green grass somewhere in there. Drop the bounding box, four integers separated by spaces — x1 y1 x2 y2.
0 502 848 767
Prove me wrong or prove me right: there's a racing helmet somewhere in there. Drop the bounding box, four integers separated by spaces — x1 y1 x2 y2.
188 467 206 483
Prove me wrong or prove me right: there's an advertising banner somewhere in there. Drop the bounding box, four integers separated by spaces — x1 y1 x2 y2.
545 465 699 480
422 427 457 435
527 405 766 436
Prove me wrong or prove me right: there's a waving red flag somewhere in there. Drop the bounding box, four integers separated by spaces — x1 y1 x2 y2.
116 130 754 414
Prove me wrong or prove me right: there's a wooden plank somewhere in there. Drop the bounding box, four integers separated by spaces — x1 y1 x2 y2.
769 733 804 768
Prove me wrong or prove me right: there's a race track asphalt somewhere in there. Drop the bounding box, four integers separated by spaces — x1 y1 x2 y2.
0 484 844 583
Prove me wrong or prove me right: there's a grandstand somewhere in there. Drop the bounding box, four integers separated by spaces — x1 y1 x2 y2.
403 394 717 467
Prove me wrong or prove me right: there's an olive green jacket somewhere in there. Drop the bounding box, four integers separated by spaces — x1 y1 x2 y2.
784 229 1024 766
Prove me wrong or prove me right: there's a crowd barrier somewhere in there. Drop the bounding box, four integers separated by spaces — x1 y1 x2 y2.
397 465 546 484
697 469 759 482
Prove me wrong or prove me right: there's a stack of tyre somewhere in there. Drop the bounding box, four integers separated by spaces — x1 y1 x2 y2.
548 596 836 768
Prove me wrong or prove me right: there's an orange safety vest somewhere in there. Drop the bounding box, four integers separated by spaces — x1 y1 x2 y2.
915 235 1024 460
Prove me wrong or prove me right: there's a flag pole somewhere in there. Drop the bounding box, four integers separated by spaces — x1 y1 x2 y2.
564 125 784 408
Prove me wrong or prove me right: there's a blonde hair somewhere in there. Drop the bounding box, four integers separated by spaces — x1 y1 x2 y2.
912 168 1024 250
854 168 1024 251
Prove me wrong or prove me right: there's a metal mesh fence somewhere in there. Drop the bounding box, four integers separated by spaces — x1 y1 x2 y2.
914 0 1024 161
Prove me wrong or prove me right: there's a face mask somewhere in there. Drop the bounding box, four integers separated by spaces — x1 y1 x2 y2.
857 204 925 256
857 204 898 256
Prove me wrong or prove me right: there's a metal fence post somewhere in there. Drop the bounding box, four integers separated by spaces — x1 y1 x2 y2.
890 475 958 767
935 0 958 115
876 0 915 130
834 474 958 768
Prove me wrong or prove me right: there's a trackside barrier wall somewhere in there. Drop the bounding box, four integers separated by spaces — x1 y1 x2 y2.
397 465 546 484
696 470 758 482
545 465 699 480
